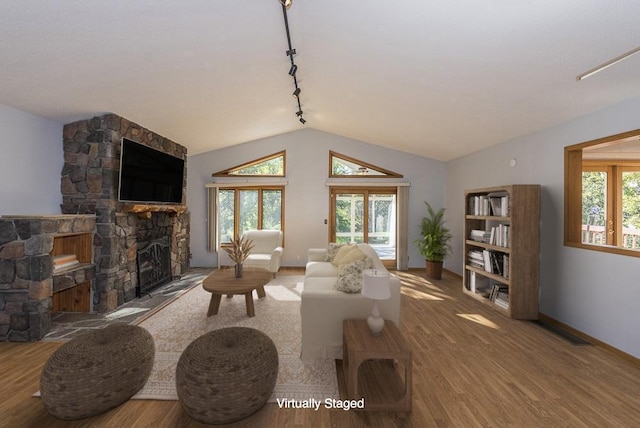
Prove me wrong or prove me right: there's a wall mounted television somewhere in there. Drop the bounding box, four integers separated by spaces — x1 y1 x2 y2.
118 138 185 204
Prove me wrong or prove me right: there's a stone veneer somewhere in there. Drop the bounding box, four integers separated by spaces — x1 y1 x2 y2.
0 114 190 342
60 113 190 313
0 215 95 341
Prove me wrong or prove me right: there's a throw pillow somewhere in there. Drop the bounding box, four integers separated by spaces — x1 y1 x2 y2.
331 244 357 266
334 246 367 266
325 243 345 262
335 257 374 293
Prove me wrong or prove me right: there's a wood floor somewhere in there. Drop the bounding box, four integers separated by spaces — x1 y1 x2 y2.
1 270 639 427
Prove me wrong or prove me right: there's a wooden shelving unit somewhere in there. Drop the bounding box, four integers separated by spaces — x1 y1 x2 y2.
51 232 94 314
463 185 540 319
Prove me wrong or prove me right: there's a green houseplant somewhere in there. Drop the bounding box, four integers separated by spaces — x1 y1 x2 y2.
414 201 452 279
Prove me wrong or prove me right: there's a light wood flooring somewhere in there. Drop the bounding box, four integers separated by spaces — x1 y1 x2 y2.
1 270 639 427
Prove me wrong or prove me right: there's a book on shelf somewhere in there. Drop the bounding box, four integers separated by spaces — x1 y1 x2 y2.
477 250 509 279
488 224 510 247
482 250 501 276
469 193 509 216
494 298 509 309
482 250 491 273
467 271 490 296
487 284 509 309
487 192 509 216
470 229 491 243
488 283 509 302
467 250 485 269
470 195 491 216
53 254 79 271
503 255 509 279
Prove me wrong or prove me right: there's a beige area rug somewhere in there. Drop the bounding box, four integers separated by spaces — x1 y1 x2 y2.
131 275 340 402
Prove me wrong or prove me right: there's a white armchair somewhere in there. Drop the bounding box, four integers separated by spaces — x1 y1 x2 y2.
241 230 284 277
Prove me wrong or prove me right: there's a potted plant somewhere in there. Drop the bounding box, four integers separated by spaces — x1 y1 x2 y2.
414 201 452 279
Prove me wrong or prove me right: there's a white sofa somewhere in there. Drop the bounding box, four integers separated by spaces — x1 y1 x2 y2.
300 243 401 360
241 230 284 277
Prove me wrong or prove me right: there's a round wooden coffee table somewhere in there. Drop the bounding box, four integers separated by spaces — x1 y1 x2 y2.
202 268 272 317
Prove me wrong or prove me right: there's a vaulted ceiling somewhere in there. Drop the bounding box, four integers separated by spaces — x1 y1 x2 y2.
1 1 640 161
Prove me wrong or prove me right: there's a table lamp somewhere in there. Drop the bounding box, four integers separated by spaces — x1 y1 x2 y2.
361 269 391 336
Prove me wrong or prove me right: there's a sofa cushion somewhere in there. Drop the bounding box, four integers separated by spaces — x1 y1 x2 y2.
335 257 373 293
325 243 345 262
305 261 339 278
333 246 367 267
356 244 387 270
241 230 282 254
331 244 356 265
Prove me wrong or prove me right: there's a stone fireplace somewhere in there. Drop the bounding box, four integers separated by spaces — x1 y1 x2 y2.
0 113 190 341
61 114 190 312
0 215 96 341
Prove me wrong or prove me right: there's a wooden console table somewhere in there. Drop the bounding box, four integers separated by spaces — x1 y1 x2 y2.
342 319 412 412
202 268 271 317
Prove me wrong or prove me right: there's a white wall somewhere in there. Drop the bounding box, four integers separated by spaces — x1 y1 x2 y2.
187 128 446 268
0 104 63 216
445 96 640 358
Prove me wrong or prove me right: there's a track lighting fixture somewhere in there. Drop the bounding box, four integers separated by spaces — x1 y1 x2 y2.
577 46 640 81
278 0 307 125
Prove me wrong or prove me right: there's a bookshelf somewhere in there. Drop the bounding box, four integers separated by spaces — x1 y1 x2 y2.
51 233 94 313
463 185 540 319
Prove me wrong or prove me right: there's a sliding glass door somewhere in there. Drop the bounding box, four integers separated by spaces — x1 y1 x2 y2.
330 187 397 266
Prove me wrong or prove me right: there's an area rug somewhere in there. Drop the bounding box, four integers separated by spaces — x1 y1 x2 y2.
131 274 340 402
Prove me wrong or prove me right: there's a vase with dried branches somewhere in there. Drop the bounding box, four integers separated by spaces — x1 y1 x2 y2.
223 236 254 278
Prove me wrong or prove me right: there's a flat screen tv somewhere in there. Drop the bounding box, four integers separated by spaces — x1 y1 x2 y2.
118 138 185 204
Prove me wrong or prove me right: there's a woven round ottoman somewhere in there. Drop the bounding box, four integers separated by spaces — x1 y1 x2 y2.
40 324 155 420
176 327 278 424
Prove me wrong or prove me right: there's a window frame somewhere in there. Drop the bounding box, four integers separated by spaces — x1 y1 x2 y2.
329 151 403 178
564 129 640 257
329 186 398 268
218 185 285 245
212 151 286 177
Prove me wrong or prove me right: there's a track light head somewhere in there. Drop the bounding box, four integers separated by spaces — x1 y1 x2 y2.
299 117 306 124
279 0 293 9
292 87 301 97
286 48 296 57
288 64 297 76
296 110 303 116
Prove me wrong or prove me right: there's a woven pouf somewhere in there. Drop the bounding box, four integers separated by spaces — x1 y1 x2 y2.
176 327 279 424
40 324 155 420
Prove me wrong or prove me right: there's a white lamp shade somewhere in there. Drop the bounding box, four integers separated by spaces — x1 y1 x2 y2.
361 269 390 300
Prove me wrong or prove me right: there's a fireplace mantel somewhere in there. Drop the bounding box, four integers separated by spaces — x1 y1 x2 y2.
121 204 187 218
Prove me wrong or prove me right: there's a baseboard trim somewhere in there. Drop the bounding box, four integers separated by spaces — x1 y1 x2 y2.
538 313 640 368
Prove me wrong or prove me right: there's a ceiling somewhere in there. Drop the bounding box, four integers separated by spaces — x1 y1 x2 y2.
1 1 640 161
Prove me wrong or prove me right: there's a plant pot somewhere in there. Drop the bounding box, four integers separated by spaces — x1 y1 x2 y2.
425 260 443 280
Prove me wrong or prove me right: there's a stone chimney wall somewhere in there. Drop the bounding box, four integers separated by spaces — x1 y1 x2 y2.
61 114 189 312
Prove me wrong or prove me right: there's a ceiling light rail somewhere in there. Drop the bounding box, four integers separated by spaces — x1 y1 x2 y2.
576 46 640 81
279 0 306 125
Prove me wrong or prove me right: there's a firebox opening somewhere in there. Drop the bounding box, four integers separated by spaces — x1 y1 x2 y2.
136 236 172 297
